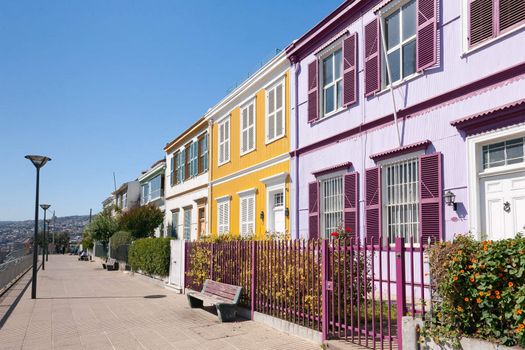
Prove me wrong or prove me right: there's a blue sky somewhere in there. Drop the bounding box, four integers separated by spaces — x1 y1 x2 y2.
0 0 342 221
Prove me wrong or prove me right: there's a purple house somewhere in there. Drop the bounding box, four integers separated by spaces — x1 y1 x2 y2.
286 0 525 244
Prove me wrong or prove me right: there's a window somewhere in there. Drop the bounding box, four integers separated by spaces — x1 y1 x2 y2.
171 210 179 238
482 137 524 169
468 0 525 47
321 49 343 116
382 0 417 85
189 141 199 177
218 117 230 165
170 156 175 187
266 79 285 142
274 192 284 208
175 151 185 184
382 157 419 245
240 100 256 154
320 176 343 238
141 184 149 205
149 175 161 200
199 133 208 173
122 193 127 208
217 199 230 234
184 208 191 240
239 195 255 237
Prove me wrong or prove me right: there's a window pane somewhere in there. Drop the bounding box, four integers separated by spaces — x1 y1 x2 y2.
506 138 524 163
323 54 334 85
402 0 416 40
387 49 401 82
334 49 342 79
489 142 505 166
268 114 275 139
276 84 283 109
402 40 416 77
336 80 343 108
325 85 335 114
249 104 254 124
386 10 400 49
268 90 275 113
242 109 248 129
275 110 283 136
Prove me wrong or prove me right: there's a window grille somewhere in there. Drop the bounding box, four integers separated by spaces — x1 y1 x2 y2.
320 176 343 238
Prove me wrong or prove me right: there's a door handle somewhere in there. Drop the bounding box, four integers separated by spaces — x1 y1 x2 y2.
503 201 511 213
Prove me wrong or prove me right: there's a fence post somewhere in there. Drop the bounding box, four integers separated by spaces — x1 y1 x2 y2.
395 237 406 350
321 239 329 342
210 243 215 281
251 241 257 320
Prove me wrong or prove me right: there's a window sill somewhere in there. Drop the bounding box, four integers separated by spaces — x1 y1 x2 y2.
312 107 347 126
217 160 231 167
376 72 422 96
266 134 286 145
462 22 525 58
240 148 256 157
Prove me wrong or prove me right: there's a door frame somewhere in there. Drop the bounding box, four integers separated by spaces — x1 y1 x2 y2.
467 123 525 239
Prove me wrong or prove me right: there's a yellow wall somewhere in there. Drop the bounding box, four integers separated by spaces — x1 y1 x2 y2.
210 161 289 239
211 71 290 181
209 70 290 238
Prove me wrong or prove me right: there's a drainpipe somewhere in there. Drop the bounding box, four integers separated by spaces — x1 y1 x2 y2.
207 119 213 236
379 18 402 147
293 61 301 240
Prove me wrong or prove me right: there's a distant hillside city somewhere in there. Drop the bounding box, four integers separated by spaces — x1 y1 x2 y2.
0 215 90 255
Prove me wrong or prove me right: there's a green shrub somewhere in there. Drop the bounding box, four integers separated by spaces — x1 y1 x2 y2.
426 234 525 347
110 231 131 247
128 237 171 277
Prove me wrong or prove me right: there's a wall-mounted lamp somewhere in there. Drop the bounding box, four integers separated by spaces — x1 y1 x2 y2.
285 208 289 217
259 211 264 221
444 190 457 211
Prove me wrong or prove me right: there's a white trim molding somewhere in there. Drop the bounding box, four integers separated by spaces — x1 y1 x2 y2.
467 123 525 238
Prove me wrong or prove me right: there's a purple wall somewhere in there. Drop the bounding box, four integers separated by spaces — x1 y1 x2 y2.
289 0 525 240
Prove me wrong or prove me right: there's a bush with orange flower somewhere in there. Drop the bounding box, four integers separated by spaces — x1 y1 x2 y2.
424 234 525 347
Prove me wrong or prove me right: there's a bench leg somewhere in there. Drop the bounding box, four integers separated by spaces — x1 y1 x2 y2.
215 304 237 322
187 295 203 309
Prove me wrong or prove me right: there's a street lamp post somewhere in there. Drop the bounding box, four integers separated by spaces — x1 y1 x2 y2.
26 155 51 300
40 204 51 269
46 219 51 261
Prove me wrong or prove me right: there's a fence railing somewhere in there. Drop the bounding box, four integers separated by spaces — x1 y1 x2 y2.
110 244 129 263
184 237 431 350
0 254 32 293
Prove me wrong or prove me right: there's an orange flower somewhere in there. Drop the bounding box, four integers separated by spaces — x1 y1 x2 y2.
517 310 523 315
457 306 463 312
479 291 484 296
470 277 475 282
520 324 525 330
464 297 470 302
509 282 514 287
486 291 491 296
516 327 523 333
496 295 501 300
453 276 458 281
460 269 465 273
495 290 500 295
476 298 482 304
484 246 488 251
475 273 480 278
468 265 473 269
471 259 477 263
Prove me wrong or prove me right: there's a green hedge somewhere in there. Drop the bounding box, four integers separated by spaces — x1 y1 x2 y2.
128 237 171 277
426 234 525 347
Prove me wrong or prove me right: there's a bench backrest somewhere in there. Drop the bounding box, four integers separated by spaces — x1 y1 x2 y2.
202 279 242 304
107 258 116 265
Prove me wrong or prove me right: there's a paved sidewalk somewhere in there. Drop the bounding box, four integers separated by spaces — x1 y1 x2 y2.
0 255 320 350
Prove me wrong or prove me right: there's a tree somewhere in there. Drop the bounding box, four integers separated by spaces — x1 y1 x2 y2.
82 230 94 250
84 206 119 246
118 204 164 240
54 232 70 253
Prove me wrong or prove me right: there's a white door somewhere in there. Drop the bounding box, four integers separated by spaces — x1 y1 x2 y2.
270 190 285 234
481 171 525 240
168 239 184 291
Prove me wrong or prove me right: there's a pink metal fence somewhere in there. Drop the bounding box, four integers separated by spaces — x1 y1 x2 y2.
184 237 431 350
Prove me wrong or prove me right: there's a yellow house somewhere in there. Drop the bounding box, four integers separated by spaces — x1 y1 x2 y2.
208 52 290 239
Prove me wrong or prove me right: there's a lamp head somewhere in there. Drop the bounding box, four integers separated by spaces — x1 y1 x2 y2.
25 155 51 169
40 204 51 211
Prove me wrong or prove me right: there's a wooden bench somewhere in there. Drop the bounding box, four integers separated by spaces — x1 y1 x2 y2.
187 279 242 322
102 258 118 271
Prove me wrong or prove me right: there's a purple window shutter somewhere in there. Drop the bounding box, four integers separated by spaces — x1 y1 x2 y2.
365 167 381 243
342 33 357 106
416 0 437 71
308 181 319 239
364 18 380 97
419 152 443 244
468 0 494 47
343 172 359 237
307 61 319 123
